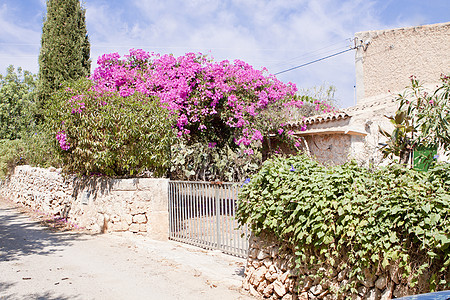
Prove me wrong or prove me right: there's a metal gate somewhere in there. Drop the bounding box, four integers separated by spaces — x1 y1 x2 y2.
168 181 249 258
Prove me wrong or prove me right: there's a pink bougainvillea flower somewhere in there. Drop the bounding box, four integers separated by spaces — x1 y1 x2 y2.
56 131 70 151
57 49 334 156
244 148 254 155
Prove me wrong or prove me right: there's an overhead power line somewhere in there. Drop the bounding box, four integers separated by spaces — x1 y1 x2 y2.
267 39 352 69
273 46 356 76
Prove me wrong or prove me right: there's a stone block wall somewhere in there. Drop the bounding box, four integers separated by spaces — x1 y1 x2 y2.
304 134 351 166
243 232 437 300
70 176 169 240
0 165 169 240
355 22 450 103
243 233 297 300
0 165 74 217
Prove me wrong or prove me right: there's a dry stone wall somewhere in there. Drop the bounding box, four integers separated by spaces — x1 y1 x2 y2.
0 165 74 217
0 165 169 240
243 232 431 300
243 233 297 300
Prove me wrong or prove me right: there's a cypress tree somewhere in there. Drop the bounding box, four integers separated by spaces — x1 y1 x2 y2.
38 0 90 112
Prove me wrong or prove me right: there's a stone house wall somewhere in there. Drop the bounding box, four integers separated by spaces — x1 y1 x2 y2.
303 134 351 166
0 165 169 240
243 232 440 300
293 22 449 167
292 114 367 167
355 22 450 104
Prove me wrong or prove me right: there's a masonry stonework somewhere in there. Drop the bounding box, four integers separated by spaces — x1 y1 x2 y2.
243 232 442 300
294 22 449 167
0 165 169 240
355 22 450 103
303 134 351 166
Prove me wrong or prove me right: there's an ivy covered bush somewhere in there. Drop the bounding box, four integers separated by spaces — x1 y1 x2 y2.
237 155 449 294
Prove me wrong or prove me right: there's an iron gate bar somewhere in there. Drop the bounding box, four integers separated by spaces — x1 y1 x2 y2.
168 181 249 258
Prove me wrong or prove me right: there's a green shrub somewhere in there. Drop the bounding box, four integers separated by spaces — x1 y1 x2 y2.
47 78 175 177
237 155 450 294
0 139 25 178
0 130 62 179
170 141 261 182
21 129 62 168
379 74 450 166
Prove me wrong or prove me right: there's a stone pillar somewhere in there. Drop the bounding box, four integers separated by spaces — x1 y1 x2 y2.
138 178 170 241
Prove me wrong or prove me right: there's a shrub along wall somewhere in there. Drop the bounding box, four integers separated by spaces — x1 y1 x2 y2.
237 155 450 299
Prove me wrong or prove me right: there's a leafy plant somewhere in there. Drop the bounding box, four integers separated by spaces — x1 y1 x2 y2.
0 65 38 140
379 110 415 164
379 74 450 168
0 129 59 179
237 155 450 295
170 141 261 182
400 75 450 152
0 139 26 178
47 78 175 177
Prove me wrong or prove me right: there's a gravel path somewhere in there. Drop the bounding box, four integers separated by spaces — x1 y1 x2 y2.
0 197 253 300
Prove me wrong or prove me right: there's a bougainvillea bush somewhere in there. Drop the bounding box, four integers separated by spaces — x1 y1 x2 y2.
50 49 332 178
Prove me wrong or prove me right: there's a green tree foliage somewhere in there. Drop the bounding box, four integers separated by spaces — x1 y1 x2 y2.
0 65 37 140
0 131 61 179
0 139 25 178
38 0 90 112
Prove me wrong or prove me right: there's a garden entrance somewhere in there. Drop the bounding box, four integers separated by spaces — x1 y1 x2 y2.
168 181 249 258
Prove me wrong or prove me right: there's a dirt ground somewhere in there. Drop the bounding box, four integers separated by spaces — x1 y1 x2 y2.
0 196 254 300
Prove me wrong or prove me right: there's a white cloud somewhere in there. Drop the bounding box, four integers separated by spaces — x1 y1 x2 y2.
82 0 394 107
0 5 41 44
2 0 443 107
0 4 41 73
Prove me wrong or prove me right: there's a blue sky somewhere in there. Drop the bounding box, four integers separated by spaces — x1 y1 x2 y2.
0 0 448 108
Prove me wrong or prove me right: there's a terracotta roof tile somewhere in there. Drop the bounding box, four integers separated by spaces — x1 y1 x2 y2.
286 111 351 128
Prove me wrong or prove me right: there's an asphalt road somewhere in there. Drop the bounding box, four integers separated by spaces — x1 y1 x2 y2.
0 197 253 300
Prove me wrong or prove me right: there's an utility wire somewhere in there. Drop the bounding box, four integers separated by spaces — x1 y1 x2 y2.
274 46 356 76
268 39 352 69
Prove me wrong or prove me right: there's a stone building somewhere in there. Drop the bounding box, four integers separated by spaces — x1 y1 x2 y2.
292 21 450 166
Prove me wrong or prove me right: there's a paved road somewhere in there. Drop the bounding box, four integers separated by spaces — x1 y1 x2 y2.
0 198 253 300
